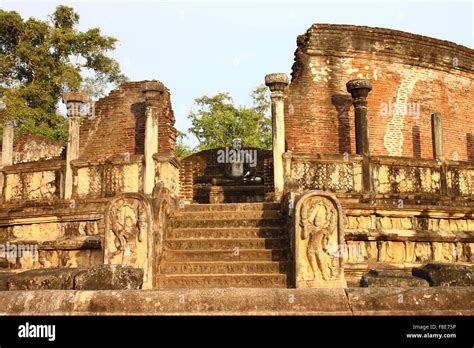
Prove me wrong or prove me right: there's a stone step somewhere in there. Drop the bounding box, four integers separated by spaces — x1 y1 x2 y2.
167 227 287 239
172 210 282 220
160 261 289 274
163 249 288 262
170 218 286 229
181 203 280 212
156 274 287 288
164 238 288 250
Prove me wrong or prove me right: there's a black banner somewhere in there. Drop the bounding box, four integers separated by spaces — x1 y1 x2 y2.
0 316 472 347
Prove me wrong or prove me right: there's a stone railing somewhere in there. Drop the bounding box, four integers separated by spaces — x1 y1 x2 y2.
0 160 64 203
286 152 474 198
446 160 474 197
154 154 181 198
371 156 442 195
285 152 363 193
71 155 143 199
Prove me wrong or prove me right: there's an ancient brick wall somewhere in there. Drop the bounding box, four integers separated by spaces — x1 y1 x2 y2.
12 134 64 163
79 81 176 160
286 24 474 161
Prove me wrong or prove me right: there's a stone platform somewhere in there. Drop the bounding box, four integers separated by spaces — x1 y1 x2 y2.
0 287 472 316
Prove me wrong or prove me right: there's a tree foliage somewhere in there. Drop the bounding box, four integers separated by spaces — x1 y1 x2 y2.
0 6 127 140
187 84 271 152
175 130 194 158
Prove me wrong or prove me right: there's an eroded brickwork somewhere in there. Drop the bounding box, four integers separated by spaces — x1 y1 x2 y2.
79 81 176 160
12 134 64 163
286 24 474 161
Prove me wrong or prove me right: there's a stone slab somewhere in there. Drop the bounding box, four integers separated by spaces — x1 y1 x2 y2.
5 265 143 290
74 265 143 290
346 287 474 315
0 288 471 315
361 270 429 287
412 263 474 286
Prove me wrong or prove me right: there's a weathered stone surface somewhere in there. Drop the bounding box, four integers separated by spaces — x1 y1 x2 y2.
158 202 289 288
294 192 346 288
361 270 429 287
74 264 143 290
7 268 84 290
0 272 13 290
0 288 472 315
5 265 143 290
62 92 88 104
346 287 474 315
265 73 289 88
412 263 474 286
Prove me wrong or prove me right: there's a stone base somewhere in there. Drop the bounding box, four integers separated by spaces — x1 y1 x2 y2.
361 270 429 287
0 287 472 315
297 278 347 288
4 264 143 290
412 263 474 287
195 185 265 203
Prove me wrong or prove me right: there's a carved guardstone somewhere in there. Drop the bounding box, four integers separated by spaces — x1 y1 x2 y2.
294 191 347 288
104 193 154 289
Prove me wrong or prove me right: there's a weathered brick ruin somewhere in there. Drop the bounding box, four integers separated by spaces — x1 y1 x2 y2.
0 24 472 315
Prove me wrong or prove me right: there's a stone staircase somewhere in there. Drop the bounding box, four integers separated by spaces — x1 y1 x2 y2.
157 202 290 288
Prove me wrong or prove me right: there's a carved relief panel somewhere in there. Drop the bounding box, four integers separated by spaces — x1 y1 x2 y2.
104 193 154 288
294 191 346 288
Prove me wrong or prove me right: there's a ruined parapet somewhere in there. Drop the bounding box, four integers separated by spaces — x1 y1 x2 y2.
287 24 474 160
78 80 177 160
74 80 178 199
12 134 65 164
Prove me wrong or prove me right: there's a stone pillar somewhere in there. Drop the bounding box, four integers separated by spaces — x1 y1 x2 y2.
1 122 14 167
143 81 164 195
346 79 373 193
265 73 289 199
431 113 448 195
431 112 444 160
62 92 88 199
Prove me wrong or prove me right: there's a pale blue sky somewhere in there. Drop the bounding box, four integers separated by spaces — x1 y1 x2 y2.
2 0 473 147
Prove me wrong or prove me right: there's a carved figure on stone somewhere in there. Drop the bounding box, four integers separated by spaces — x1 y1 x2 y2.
104 193 155 288
108 199 145 265
295 192 346 288
414 242 431 262
300 200 336 280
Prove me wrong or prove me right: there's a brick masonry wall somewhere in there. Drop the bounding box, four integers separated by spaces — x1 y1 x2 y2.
286 24 474 161
12 134 64 163
79 81 176 160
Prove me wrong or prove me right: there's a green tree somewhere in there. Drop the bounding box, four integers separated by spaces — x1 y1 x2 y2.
175 130 194 158
0 6 127 140
187 84 271 151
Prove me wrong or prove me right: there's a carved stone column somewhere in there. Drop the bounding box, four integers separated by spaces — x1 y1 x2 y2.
431 112 444 160
1 122 13 167
62 92 87 199
143 81 164 195
265 73 289 199
346 79 372 193
431 113 448 195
